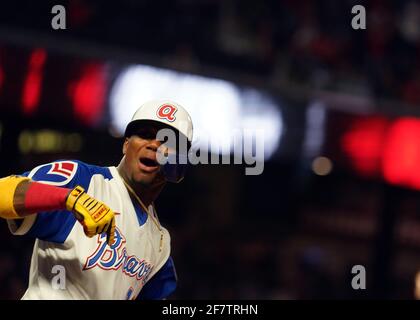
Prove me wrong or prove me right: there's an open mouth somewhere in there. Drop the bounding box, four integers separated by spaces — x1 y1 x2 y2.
139 157 159 170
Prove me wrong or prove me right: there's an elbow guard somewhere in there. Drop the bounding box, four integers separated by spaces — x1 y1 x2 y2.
0 175 30 219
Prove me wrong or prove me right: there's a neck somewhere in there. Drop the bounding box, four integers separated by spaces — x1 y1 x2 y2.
117 160 165 207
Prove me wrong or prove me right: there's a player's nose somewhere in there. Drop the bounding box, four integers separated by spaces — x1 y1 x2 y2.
146 139 162 152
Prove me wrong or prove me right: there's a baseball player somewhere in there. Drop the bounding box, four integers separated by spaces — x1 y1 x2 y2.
0 100 193 300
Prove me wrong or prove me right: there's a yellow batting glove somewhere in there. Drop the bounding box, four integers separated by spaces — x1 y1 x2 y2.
66 186 116 246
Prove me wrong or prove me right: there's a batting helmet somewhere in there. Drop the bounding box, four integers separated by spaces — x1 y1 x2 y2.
125 100 193 183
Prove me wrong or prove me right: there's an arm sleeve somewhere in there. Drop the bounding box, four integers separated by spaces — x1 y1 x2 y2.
7 160 93 243
136 256 178 300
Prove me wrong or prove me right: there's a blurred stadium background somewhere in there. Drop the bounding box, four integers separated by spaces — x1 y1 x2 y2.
1 0 420 299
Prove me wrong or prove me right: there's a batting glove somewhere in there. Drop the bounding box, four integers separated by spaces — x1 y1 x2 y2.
65 186 116 246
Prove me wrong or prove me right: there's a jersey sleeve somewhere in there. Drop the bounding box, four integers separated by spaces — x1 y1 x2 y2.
136 256 178 300
7 160 110 243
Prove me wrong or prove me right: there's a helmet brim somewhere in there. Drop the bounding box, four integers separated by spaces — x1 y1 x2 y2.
124 119 192 152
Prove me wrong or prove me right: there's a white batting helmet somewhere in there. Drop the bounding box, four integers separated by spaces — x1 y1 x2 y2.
124 100 193 183
125 100 193 143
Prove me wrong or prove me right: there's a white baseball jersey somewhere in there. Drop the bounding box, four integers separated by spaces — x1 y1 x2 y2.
7 160 177 300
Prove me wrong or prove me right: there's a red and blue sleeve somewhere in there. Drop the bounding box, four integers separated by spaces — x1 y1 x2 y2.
8 160 111 243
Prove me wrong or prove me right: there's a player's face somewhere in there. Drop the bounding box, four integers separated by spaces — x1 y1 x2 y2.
122 124 166 187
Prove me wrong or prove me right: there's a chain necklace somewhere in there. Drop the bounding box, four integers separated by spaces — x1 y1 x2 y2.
120 176 164 252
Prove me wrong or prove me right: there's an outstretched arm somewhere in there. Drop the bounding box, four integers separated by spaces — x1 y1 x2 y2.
0 175 116 245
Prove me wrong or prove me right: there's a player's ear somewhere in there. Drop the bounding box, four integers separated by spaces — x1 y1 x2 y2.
122 138 129 155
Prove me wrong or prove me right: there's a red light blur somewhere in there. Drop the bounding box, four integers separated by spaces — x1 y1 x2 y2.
22 48 47 115
341 115 420 190
341 116 389 177
68 0 92 28
382 118 420 190
68 63 107 126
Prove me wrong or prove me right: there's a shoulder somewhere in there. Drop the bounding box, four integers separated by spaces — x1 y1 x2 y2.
23 160 113 189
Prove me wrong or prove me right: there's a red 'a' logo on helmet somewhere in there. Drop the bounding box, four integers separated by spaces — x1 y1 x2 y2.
157 104 177 122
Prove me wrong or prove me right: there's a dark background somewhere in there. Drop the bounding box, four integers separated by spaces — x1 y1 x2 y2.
1 0 420 299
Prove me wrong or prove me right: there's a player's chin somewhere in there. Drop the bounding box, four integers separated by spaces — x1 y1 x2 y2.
135 169 161 186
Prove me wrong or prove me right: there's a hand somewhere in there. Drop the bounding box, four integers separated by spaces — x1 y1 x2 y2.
65 186 116 246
